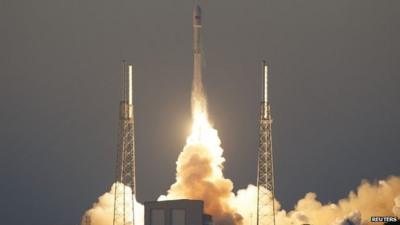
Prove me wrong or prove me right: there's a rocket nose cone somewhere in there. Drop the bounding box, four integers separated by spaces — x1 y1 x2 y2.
195 5 201 16
193 4 202 24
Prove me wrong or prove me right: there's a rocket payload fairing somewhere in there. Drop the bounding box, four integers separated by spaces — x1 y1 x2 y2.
193 4 202 87
193 4 202 54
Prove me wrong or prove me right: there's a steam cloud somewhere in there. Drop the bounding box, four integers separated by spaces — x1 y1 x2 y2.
82 177 400 225
233 177 400 225
81 183 144 225
158 119 243 225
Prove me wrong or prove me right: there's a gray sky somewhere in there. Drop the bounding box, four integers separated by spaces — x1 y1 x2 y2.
1 0 399 225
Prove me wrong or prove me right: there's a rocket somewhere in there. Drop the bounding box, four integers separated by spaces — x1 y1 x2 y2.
191 3 206 113
192 3 203 88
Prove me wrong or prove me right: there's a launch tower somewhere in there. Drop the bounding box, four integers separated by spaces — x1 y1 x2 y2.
113 61 136 225
256 61 276 225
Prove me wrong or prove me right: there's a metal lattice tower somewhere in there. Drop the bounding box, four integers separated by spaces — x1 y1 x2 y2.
256 61 276 225
113 61 136 225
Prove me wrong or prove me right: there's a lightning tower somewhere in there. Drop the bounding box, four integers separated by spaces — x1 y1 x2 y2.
256 61 276 225
113 61 136 225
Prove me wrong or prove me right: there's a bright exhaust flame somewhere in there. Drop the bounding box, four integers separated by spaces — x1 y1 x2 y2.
188 111 211 144
188 111 221 152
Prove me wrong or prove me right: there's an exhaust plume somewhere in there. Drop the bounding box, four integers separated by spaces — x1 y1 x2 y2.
159 70 243 225
191 62 207 119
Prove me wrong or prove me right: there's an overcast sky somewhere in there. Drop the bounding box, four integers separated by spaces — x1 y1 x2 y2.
1 0 399 225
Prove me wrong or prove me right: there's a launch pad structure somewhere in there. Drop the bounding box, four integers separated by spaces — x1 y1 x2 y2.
113 61 137 225
256 61 276 225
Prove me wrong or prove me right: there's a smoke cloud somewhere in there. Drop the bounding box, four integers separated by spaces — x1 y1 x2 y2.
232 177 400 225
82 176 400 225
159 117 243 225
81 183 144 225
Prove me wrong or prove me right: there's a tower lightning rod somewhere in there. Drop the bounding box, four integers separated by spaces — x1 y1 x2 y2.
263 60 268 118
128 65 133 104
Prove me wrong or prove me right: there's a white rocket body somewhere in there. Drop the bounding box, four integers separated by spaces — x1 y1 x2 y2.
193 5 202 54
193 4 202 85
191 4 207 114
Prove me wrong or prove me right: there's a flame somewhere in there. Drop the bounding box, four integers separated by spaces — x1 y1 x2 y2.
188 111 220 148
